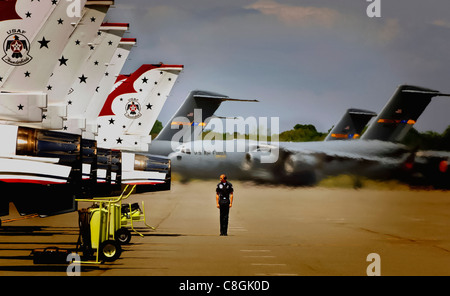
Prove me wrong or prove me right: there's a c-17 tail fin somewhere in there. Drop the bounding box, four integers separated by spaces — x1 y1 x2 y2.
325 108 377 141
148 90 258 156
361 85 450 142
155 90 258 142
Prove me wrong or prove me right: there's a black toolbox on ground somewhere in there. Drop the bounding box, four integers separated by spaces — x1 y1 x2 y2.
31 247 72 264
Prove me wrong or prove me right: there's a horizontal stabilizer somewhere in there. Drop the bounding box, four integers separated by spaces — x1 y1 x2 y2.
347 109 378 116
401 89 450 97
193 94 259 103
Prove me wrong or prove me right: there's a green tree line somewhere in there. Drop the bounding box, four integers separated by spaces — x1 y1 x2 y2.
277 124 327 142
401 126 450 151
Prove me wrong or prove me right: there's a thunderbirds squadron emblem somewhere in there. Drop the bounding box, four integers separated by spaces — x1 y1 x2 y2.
2 32 32 66
125 98 142 119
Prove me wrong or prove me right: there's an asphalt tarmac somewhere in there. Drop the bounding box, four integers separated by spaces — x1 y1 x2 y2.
1 180 450 276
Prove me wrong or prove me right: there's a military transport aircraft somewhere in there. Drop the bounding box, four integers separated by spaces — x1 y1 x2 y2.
265 85 450 186
168 107 377 181
169 85 450 188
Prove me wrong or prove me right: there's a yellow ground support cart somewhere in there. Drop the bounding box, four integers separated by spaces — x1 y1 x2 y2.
75 185 135 263
119 199 155 243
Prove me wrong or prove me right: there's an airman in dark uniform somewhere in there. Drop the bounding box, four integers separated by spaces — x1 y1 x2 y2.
216 174 234 236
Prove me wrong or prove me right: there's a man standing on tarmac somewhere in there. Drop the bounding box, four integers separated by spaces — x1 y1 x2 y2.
216 174 234 236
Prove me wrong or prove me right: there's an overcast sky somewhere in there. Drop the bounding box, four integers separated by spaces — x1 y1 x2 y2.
105 0 450 134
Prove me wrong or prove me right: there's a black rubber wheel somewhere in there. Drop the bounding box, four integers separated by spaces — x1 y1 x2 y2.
99 240 122 262
116 227 132 245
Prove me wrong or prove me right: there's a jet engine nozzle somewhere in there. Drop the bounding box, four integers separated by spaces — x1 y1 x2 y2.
241 152 258 171
280 153 318 186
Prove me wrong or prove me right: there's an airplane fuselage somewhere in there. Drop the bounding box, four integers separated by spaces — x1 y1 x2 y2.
168 139 413 185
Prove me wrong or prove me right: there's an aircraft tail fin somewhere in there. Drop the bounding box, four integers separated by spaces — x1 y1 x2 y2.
37 2 112 130
1 0 87 92
83 37 137 137
0 0 56 85
361 85 450 142
63 22 129 135
96 63 184 151
155 90 259 142
325 108 377 141
0 1 87 124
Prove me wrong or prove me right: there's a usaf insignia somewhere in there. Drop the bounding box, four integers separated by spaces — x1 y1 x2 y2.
2 31 33 66
125 98 142 119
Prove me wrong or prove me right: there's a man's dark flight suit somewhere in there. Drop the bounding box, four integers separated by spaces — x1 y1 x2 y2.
216 181 234 236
